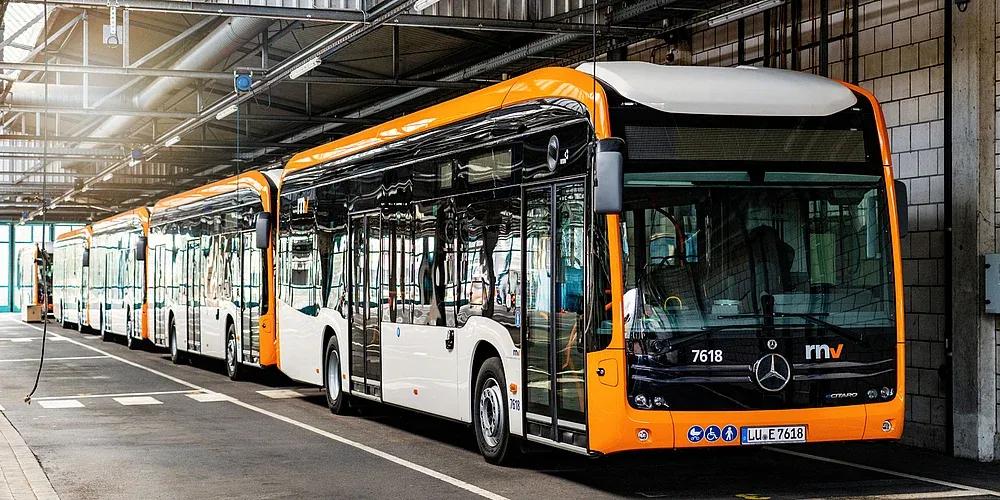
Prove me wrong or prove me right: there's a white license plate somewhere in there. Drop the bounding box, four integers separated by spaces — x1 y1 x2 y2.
740 425 807 445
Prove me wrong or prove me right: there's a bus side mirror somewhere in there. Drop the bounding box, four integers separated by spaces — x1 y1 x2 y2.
134 236 147 261
894 180 908 238
82 248 90 268
595 138 624 214
255 212 271 250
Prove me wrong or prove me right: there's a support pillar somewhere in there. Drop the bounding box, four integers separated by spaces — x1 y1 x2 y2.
950 0 997 462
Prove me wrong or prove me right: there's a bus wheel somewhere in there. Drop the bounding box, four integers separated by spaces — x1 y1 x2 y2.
474 357 518 465
225 322 241 381
169 319 185 365
324 336 350 415
100 317 112 343
126 311 138 350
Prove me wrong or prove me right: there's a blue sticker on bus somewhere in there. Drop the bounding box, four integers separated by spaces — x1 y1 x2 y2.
396 327 400 338
722 425 738 442
687 425 704 443
705 425 721 442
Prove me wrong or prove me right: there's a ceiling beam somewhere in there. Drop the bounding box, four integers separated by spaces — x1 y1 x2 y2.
2 105 380 123
0 61 483 89
0 134 322 149
12 0 658 35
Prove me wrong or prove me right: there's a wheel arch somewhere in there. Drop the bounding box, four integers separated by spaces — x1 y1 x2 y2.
470 340 503 417
321 326 345 391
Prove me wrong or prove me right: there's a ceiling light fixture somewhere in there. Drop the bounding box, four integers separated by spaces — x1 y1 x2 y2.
215 104 239 120
413 0 440 10
289 57 323 80
164 135 181 147
707 0 784 27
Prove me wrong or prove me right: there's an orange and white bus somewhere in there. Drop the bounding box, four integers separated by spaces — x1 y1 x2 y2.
88 208 150 347
53 226 91 330
274 61 906 463
148 171 279 379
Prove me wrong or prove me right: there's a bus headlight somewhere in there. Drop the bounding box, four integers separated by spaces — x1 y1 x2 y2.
634 394 652 409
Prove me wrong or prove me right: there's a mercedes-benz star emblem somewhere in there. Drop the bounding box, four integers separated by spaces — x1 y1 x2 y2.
753 353 791 392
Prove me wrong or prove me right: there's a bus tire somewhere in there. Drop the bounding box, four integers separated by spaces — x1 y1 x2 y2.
100 313 112 342
225 321 241 381
473 357 517 465
126 310 139 350
169 318 185 365
324 336 350 415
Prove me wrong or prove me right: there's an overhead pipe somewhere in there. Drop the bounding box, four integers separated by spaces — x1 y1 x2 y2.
6 82 129 108
87 17 273 140
8 16 272 187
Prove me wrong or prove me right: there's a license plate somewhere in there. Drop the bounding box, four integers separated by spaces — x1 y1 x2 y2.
740 425 807 445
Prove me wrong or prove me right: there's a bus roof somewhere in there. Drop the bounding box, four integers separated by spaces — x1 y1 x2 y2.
91 207 150 236
152 170 273 213
283 66 610 176
55 226 90 245
576 62 858 117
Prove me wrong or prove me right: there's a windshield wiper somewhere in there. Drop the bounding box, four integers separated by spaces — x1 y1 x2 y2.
654 323 763 351
717 312 864 343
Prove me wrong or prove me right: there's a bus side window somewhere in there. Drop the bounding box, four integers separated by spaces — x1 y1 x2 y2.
412 203 437 326
457 201 485 327
409 202 456 327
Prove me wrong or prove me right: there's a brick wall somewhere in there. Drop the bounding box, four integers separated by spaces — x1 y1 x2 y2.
996 0 1000 459
627 0 951 451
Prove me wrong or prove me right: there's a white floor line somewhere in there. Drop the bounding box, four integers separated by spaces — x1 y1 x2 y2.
186 393 233 403
113 396 163 406
0 356 109 363
766 447 1000 497
11 319 507 500
36 400 84 409
803 490 985 500
0 337 65 342
256 389 304 399
31 390 200 401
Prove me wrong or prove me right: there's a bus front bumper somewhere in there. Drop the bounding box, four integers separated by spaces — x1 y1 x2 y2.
587 397 904 454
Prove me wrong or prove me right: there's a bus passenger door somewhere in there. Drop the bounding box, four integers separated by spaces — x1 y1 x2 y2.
241 232 262 363
153 243 166 345
349 213 382 399
185 239 201 352
523 182 588 450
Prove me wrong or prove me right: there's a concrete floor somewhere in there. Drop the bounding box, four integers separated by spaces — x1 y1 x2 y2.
0 314 997 500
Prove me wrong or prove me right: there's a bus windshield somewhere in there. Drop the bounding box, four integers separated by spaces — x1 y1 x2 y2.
619 172 896 344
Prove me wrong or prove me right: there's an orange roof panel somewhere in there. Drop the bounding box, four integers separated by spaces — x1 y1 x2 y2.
284 67 609 177
152 170 273 213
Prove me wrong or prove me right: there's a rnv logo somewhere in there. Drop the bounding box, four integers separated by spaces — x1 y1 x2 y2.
805 343 844 360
